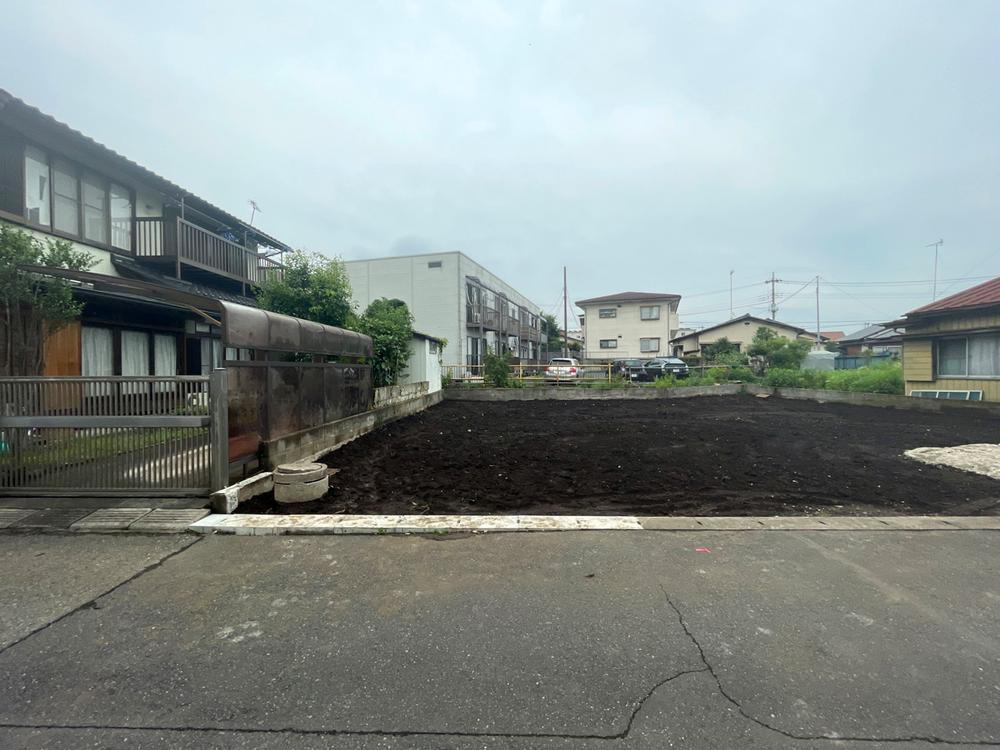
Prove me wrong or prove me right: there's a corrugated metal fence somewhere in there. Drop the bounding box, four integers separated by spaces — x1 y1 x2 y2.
0 372 227 496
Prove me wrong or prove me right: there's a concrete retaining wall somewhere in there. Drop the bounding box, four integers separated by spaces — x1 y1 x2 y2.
375 381 430 408
446 383 1000 415
263 387 443 468
445 385 743 401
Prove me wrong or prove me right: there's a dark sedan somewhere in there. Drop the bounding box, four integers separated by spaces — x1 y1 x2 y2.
642 357 690 380
611 359 647 381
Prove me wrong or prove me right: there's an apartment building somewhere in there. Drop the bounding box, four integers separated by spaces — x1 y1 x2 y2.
0 88 291 376
577 291 681 360
670 314 816 357
344 252 546 366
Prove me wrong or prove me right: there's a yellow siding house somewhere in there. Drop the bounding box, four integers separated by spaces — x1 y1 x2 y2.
891 276 1000 401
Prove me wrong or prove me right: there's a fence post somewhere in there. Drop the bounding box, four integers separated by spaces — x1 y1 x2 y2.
209 368 229 492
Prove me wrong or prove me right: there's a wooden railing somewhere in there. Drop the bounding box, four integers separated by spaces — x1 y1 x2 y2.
134 217 283 285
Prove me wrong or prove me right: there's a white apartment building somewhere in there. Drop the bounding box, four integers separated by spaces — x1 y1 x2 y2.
344 251 546 366
577 292 682 360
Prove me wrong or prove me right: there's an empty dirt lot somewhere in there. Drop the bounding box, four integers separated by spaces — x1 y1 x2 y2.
243 395 1000 516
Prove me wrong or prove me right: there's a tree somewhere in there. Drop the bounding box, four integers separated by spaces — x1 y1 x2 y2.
702 337 741 363
747 327 811 370
357 298 414 387
542 313 562 352
255 250 353 328
0 224 95 375
483 351 512 387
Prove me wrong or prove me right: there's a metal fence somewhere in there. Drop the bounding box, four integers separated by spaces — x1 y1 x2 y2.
0 373 227 496
444 363 614 385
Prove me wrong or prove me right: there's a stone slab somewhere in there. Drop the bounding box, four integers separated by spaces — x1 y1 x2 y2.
11 508 91 529
691 517 767 530
128 508 209 533
70 508 153 531
638 517 707 529
0 509 37 528
874 516 961 530
755 517 834 530
937 516 1000 529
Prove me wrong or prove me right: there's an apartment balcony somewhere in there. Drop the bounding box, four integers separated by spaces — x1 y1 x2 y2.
134 216 283 288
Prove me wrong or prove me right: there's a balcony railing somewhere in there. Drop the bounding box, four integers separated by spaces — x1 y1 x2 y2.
134 217 283 286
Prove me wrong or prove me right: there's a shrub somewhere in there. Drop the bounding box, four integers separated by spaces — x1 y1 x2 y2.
826 363 903 395
748 327 812 369
357 298 414 387
727 366 759 383
483 352 512 387
763 368 828 389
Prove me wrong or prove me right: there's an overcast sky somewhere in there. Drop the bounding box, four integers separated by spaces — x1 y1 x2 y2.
5 0 1000 332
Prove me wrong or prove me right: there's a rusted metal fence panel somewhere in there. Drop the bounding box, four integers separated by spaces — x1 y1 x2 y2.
0 375 219 496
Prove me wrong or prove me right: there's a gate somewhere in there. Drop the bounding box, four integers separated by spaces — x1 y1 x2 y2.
0 371 228 496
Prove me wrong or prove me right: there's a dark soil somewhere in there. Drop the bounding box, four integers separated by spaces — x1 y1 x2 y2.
239 395 1000 516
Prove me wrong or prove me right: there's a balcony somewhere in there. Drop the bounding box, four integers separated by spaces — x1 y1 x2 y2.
134 217 283 288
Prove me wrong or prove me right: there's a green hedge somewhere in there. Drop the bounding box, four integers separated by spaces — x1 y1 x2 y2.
763 363 903 395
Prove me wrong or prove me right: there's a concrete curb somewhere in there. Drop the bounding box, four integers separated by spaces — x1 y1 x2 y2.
188 514 1000 536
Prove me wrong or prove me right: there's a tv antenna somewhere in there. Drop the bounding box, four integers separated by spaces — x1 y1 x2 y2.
249 200 262 227
927 239 943 299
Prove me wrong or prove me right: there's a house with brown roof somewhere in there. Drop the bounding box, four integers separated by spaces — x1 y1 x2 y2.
669 314 818 357
889 276 1000 401
575 291 681 360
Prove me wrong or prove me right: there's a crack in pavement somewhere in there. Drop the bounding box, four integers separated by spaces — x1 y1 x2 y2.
0 536 202 658
658 583 1000 747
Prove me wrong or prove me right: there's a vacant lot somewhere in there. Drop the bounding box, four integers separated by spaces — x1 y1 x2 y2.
243 395 1000 516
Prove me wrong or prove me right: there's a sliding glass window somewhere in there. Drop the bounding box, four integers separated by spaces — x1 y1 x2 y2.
82 173 107 244
52 158 80 236
110 183 132 251
24 146 50 227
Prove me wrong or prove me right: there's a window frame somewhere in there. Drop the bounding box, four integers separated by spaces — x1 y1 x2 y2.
936 334 1000 379
640 305 661 321
640 337 661 353
12 141 136 254
598 308 617 319
599 339 618 349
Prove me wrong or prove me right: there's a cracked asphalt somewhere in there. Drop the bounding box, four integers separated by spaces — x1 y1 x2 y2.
0 530 998 749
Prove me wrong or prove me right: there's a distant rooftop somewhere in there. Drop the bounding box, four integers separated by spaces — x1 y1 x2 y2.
576 291 681 306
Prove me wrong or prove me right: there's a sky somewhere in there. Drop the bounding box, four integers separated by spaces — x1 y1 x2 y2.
4 0 1000 334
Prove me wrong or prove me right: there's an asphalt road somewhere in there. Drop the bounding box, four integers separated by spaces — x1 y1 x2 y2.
0 529 997 749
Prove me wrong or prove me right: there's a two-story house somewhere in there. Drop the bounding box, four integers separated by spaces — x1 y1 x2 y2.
0 89 290 377
576 292 681 360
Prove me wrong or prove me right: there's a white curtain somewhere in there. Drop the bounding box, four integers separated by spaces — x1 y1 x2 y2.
153 334 177 392
121 330 149 394
969 336 1000 376
82 327 113 397
937 339 967 376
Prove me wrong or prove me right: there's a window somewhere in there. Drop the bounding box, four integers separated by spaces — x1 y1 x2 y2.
599 339 618 349
82 173 107 243
640 305 661 320
200 338 222 375
24 146 50 226
599 308 617 319
110 183 132 251
937 335 1000 377
52 158 79 236
640 337 660 352
427 260 442 268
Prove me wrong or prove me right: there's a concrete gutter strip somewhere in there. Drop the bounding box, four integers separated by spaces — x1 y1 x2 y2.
189 514 1000 535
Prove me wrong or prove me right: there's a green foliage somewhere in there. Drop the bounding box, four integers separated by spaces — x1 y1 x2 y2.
824 340 840 353
654 368 729 388
762 363 904 395
357 298 414 387
541 313 562 351
748 327 812 369
483 352 513 387
0 224 95 375
255 250 354 328
763 368 828 389
441 372 453 388
825 363 903 394
727 366 760 383
702 337 740 362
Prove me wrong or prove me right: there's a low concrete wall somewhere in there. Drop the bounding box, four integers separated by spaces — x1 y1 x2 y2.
744 384 1000 415
445 385 743 401
263 389 443 468
445 383 1000 415
375 381 430 408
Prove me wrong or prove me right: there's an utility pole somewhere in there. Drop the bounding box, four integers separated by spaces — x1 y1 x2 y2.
768 272 778 319
563 266 569 358
815 275 821 348
729 270 734 319
926 239 943 300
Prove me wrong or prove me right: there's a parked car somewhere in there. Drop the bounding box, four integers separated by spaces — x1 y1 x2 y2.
544 357 582 382
642 357 689 380
612 359 647 381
